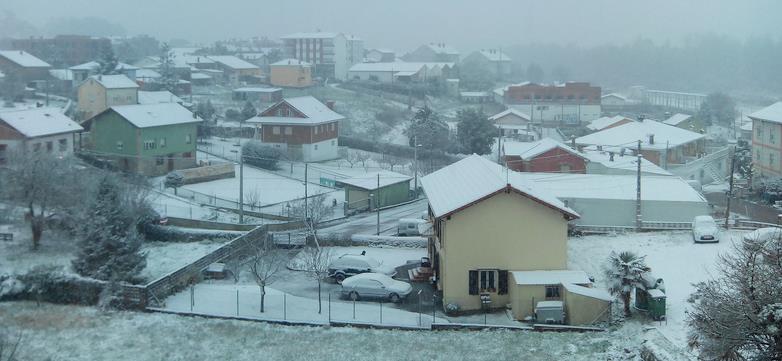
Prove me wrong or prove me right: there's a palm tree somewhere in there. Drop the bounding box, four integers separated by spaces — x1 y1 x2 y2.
604 251 651 317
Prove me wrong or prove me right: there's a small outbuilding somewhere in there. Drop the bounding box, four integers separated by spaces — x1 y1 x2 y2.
339 171 412 211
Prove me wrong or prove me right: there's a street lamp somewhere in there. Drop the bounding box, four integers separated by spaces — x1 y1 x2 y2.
413 136 422 198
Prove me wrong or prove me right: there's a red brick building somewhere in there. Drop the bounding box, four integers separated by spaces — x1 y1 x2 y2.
247 96 344 162
501 82 602 126
502 138 587 173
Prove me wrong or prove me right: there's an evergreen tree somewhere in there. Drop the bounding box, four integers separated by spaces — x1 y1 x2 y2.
158 42 179 94
72 176 146 283
696 92 737 126
404 106 451 151
456 108 495 155
97 43 118 75
241 101 257 121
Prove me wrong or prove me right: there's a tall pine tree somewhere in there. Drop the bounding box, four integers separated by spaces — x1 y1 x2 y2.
72 176 146 283
158 42 179 94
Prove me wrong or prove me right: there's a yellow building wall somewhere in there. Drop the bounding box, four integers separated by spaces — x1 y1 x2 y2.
563 291 611 325
509 284 549 320
439 191 569 311
77 79 137 120
270 65 313 88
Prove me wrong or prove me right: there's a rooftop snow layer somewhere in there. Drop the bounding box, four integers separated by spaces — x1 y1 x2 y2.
110 103 199 128
586 115 632 131
601 93 627 101
89 74 139 89
207 56 260 70
748 102 782 123
138 91 183 105
663 113 693 126
577 119 703 150
502 138 583 161
250 96 344 125
233 87 281 93
511 270 591 285
271 58 311 66
280 32 339 39
338 171 412 190
478 49 511 62
420 154 578 219
562 283 613 301
515 173 706 202
580 150 672 176
0 107 83 138
0 50 51 68
488 108 530 122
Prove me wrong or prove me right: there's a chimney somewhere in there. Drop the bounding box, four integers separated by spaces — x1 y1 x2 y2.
609 152 614 162
193 111 197 119
648 134 655 145
325 100 336 110
620 147 626 157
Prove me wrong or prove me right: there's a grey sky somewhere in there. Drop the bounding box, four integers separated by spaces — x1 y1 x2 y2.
2 0 780 52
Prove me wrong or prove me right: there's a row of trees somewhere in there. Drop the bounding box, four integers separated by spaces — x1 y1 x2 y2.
404 106 496 155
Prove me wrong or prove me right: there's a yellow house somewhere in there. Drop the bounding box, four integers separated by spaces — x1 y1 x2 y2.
270 59 313 88
77 74 139 121
421 155 613 325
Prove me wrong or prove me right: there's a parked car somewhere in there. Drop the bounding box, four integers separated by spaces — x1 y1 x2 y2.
397 218 426 236
340 272 413 302
328 253 396 284
692 215 720 243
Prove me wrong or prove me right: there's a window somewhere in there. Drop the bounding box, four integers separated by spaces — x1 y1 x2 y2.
314 144 318 150
331 140 336 146
771 132 775 144
116 141 124 150
160 137 167 148
185 134 192 144
469 270 498 294
285 127 292 135
314 126 319 135
331 123 335 131
33 143 41 152
545 285 561 299
0 144 7 164
560 164 571 173
183 152 192 159
144 140 156 150
273 126 280 135
156 156 165 165
46 141 53 153
58 139 68 152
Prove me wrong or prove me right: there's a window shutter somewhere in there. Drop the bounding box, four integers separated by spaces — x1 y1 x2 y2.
498 270 509 295
468 270 478 295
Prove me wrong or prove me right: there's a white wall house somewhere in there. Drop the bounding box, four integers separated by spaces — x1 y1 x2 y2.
0 107 84 163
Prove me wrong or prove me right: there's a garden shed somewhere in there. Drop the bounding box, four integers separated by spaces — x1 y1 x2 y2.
339 171 412 211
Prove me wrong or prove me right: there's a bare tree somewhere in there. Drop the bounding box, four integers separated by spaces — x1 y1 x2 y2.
0 151 80 250
300 246 333 314
356 151 371 169
289 193 335 242
339 148 360 168
244 188 261 210
246 240 287 313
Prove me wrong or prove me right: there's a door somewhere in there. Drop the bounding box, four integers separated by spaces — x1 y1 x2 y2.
167 153 175 171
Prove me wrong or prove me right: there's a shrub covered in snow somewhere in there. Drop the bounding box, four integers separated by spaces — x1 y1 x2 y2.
0 266 105 305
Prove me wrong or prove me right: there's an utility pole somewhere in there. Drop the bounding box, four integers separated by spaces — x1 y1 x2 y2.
636 140 642 231
376 173 381 236
413 135 418 198
239 146 244 224
725 146 736 229
304 162 309 222
497 127 503 164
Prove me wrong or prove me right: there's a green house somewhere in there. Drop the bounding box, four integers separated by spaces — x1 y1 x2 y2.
89 103 200 176
339 171 412 211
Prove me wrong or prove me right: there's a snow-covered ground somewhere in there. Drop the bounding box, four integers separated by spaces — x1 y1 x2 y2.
0 223 75 275
287 246 425 272
141 240 228 282
568 229 747 348
1 301 635 361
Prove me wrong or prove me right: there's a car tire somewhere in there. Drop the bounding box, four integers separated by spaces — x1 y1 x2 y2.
334 273 346 284
349 291 359 301
389 293 400 303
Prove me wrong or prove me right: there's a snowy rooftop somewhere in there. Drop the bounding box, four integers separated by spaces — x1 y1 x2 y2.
69 61 138 71
577 119 703 150
748 102 782 123
190 73 211 80
338 171 412 190
110 103 200 128
663 113 693 126
425 43 459 55
502 138 583 161
0 107 83 138
207 56 260 70
249 96 344 125
488 108 530 122
271 58 311 66
420 154 578 219
280 32 339 39
89 74 139 89
601 93 627 101
511 270 591 285
478 49 511 62
580 150 672 176
562 283 612 301
49 69 73 81
0 50 51 68
516 173 706 202
136 69 161 78
233 87 281 93
586 115 633 131
138 91 183 105
181 55 216 64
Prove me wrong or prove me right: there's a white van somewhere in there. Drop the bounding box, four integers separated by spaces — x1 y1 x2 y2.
397 218 426 236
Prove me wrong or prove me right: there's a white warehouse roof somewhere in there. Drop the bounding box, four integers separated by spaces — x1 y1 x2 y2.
338 171 411 190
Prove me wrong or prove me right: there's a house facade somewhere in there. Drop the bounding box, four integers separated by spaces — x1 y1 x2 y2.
0 50 52 86
0 108 83 163
749 102 782 179
503 82 602 125
247 96 343 162
88 103 199 176
207 56 263 85
280 32 363 81
600 93 627 109
502 138 588 173
269 59 313 88
77 74 139 120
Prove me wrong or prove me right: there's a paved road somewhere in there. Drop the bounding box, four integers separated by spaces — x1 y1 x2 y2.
319 199 429 237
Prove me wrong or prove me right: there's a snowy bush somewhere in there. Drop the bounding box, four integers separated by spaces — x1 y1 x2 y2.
142 224 237 243
445 303 460 314
2 266 106 305
242 141 282 170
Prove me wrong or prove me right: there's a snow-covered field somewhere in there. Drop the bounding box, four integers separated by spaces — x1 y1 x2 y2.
141 240 228 282
0 224 75 275
1 301 634 361
568 229 747 348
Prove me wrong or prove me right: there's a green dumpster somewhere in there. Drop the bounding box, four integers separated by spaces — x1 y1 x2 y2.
646 288 666 321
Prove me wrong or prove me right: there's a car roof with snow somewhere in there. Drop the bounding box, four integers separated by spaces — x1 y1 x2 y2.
333 254 381 266
342 272 394 284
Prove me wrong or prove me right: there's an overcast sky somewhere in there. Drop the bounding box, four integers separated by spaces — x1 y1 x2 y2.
2 0 780 52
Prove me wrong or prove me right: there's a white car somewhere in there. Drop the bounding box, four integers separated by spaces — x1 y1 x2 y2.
340 273 413 302
692 215 720 243
328 253 396 284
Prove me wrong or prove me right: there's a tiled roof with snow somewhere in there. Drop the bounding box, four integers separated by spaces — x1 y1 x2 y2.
511 270 591 285
663 113 693 126
0 50 51 68
71 61 138 71
748 102 782 124
586 115 632 131
109 103 199 128
425 43 459 55
249 96 344 125
515 173 706 202
489 108 530 122
271 58 311 66
580 150 672 176
135 69 161 79
138 91 183 105
338 171 412 190
502 138 584 161
420 154 578 219
233 87 281 93
207 56 260 70
0 107 83 138
562 283 612 301
89 74 139 89
577 119 703 150
478 49 511 62
181 55 215 65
